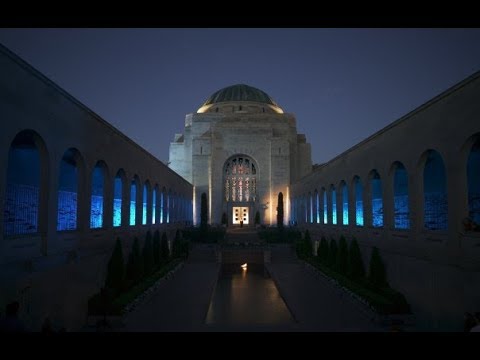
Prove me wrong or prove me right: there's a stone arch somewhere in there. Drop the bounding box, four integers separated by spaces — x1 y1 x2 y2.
3 129 49 236
142 180 151 225
389 161 409 229
419 149 448 230
113 168 126 227
223 154 258 203
351 175 364 227
152 184 159 225
321 186 327 224
330 184 337 225
57 148 85 231
90 160 108 229
368 169 383 228
464 133 480 227
129 175 140 226
340 180 349 226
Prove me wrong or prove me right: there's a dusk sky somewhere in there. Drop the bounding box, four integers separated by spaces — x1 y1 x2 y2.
1 28 479 165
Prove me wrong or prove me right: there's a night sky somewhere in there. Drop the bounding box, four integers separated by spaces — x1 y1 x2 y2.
1 28 479 165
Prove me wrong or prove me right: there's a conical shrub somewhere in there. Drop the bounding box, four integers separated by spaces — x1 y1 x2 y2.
347 237 365 281
105 238 124 294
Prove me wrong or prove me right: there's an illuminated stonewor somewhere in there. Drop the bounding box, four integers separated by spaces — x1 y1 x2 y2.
169 84 312 226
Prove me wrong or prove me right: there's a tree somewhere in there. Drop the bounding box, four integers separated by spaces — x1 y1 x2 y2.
277 192 284 228
142 231 153 276
126 237 143 285
336 235 348 275
172 229 181 257
221 212 227 226
368 247 389 290
153 230 161 267
319 236 329 263
161 232 169 262
105 238 124 294
347 237 365 281
328 238 337 268
200 192 208 233
255 211 260 225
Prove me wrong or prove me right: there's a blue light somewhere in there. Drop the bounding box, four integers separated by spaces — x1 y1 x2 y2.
167 194 170 223
331 188 337 225
315 192 320 223
371 174 383 227
355 177 363 226
394 195 409 229
113 176 122 227
160 192 164 223
424 151 448 230
310 194 313 224
130 181 136 226
90 195 103 228
4 141 40 236
342 184 348 225
394 164 409 229
323 190 328 224
90 165 104 229
57 150 78 231
152 189 157 224
142 185 147 225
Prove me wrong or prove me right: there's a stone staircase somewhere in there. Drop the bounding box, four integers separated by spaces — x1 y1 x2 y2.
224 226 261 244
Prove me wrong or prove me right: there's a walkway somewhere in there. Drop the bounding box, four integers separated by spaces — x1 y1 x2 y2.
121 229 385 332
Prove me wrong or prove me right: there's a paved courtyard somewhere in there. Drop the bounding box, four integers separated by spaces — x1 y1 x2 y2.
122 228 385 332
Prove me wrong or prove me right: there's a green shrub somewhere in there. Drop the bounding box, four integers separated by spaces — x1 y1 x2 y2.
319 236 329 264
105 238 124 294
161 232 169 262
327 238 337 267
153 230 161 266
255 211 260 225
347 237 365 281
126 237 143 285
221 212 227 225
336 235 348 275
368 247 389 290
142 231 154 276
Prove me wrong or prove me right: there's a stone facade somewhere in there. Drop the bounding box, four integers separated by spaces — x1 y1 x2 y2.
290 71 480 331
0 44 193 331
169 85 312 226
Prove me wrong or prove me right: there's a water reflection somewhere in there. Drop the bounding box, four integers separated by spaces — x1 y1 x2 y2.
205 264 293 325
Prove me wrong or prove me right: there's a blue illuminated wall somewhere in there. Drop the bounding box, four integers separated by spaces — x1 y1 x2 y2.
160 191 164 223
90 164 104 228
57 149 78 231
323 190 328 224
152 188 157 224
355 177 364 226
130 180 136 226
167 193 170 223
142 184 148 225
394 163 410 229
423 150 448 230
113 175 122 227
309 193 313 223
371 172 383 227
331 187 337 225
467 139 480 224
315 191 320 223
4 139 40 236
342 183 348 225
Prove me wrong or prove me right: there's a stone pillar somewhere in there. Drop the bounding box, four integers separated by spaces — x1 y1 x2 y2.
78 160 91 241
43 154 58 254
383 169 394 232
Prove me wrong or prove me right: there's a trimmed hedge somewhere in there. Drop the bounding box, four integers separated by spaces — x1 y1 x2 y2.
297 236 410 315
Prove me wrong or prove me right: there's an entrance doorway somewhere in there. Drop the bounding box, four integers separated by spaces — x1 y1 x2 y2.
232 207 249 225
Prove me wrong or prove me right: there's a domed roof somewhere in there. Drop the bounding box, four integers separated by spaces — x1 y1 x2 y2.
202 84 280 107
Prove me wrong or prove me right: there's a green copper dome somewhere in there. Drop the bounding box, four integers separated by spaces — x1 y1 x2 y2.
202 84 280 107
